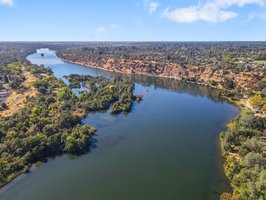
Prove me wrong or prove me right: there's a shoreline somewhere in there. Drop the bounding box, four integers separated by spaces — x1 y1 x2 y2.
62 57 266 199
0 57 138 191
0 54 263 198
63 58 223 91
62 58 259 115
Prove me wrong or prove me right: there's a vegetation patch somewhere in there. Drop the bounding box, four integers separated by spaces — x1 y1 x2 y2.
0 63 38 117
220 111 266 200
0 63 142 187
64 74 142 114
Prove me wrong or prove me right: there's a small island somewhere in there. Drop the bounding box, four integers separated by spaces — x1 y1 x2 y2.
64 74 142 114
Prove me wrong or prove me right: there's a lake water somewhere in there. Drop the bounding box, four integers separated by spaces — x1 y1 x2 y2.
0 50 239 200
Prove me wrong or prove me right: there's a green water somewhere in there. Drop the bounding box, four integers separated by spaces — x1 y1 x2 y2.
0 50 239 200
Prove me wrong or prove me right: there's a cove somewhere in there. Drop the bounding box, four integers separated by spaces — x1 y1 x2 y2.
0 50 239 200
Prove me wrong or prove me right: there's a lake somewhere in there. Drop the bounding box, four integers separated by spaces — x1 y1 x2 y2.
0 50 239 200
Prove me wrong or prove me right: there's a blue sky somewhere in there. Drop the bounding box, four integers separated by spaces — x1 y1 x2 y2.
0 0 266 41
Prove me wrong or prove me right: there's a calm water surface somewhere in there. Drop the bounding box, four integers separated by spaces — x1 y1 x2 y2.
0 50 239 200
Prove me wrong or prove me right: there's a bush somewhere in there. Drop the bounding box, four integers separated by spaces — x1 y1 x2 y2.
0 102 8 110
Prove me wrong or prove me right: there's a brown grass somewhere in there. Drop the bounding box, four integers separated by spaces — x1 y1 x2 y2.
0 68 37 118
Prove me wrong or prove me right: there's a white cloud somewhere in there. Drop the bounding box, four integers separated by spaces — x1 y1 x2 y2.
95 23 120 35
0 0 13 6
163 0 265 23
163 6 238 23
214 0 264 7
248 13 256 20
109 23 120 28
142 0 159 14
149 2 159 13
95 26 106 33
247 11 266 20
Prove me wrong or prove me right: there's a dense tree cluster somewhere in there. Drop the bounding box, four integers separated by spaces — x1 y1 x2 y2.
248 95 266 113
0 64 95 187
58 42 266 70
0 44 35 66
0 63 26 92
25 63 53 77
220 111 266 200
0 42 90 66
0 63 142 187
65 74 142 114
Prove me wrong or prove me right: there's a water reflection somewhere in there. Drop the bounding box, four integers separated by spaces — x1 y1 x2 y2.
0 49 239 200
27 49 223 104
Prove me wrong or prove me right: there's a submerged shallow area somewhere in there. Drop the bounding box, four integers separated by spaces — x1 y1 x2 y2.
0 50 239 200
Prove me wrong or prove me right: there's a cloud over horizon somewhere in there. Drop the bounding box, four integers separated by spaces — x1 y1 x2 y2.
163 0 265 23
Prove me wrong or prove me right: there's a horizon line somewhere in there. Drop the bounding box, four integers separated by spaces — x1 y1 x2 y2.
1 40 266 43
